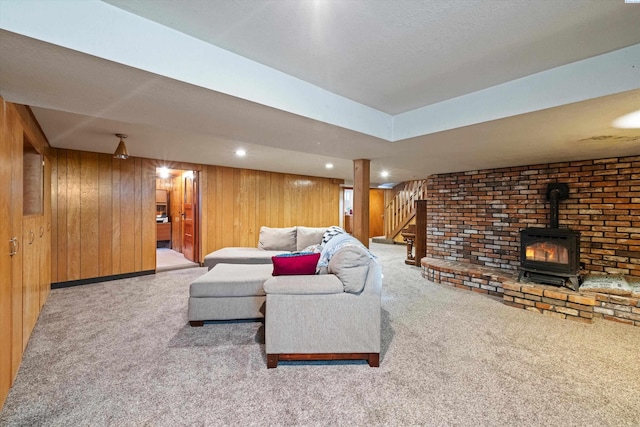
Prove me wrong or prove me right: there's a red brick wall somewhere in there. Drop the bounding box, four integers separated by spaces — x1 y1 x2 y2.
426 155 640 277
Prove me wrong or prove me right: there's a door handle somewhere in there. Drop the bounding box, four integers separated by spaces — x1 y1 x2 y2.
9 237 19 256
39 226 44 237
28 230 35 245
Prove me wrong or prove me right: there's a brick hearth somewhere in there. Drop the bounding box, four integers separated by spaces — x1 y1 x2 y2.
419 154 639 327
422 258 640 327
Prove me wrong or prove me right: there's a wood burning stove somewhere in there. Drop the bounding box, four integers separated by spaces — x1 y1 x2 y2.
518 183 581 290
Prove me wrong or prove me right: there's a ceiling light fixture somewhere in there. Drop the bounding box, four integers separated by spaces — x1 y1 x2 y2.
381 170 389 178
113 133 129 159
235 149 246 157
612 110 640 129
325 163 334 169
158 167 170 179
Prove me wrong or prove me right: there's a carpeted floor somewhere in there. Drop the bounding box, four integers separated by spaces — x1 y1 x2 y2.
1 243 639 426
156 248 199 272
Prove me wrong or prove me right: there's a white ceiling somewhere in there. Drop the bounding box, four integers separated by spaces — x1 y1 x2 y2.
1 0 639 186
103 0 640 114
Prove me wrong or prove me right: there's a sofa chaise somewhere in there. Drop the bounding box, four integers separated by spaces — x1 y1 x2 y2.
264 245 382 368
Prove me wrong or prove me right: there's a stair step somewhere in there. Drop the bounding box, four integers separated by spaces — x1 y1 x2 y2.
372 236 401 245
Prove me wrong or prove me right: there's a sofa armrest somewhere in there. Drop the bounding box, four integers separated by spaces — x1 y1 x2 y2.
263 274 343 295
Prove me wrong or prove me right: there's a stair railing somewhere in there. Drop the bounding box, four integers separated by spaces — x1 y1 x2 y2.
384 180 427 239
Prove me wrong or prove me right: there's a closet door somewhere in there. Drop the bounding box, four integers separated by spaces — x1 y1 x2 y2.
21 135 44 350
40 156 51 307
9 108 23 384
22 216 40 350
0 97 13 409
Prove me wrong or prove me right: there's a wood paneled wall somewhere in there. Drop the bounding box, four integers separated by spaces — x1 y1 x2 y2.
51 158 341 281
50 150 156 283
203 165 342 251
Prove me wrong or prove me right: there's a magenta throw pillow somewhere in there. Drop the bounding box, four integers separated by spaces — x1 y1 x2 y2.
272 252 321 276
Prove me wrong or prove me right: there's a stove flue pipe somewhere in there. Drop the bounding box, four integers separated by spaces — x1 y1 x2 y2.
549 189 560 229
546 183 569 229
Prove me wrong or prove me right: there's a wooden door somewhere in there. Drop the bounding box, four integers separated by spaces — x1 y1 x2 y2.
22 216 40 351
41 156 51 306
0 100 13 408
182 171 198 262
39 215 50 309
369 189 385 238
8 108 23 384
170 175 182 252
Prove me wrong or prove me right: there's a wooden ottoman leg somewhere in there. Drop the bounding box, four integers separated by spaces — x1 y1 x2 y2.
189 321 204 327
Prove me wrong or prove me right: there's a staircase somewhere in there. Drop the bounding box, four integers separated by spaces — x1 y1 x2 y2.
384 180 427 240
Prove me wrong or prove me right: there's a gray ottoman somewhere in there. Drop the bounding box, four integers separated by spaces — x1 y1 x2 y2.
188 263 274 325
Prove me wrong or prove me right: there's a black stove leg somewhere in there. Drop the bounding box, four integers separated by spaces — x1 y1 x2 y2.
566 276 579 291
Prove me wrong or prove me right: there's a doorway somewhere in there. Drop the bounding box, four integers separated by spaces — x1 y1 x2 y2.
342 188 385 238
155 167 200 272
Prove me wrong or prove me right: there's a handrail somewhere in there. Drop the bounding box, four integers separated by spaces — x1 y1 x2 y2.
384 179 427 239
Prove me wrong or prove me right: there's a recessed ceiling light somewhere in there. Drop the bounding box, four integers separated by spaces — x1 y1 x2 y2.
325 163 334 169
236 149 246 157
380 170 389 178
612 110 640 129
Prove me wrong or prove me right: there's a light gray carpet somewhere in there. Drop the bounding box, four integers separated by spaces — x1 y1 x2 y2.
156 248 199 272
1 243 639 426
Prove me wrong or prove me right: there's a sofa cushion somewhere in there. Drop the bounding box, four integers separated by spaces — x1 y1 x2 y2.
259 226 297 251
296 226 327 251
203 247 287 270
263 274 344 295
190 263 274 297
328 245 371 293
272 252 321 276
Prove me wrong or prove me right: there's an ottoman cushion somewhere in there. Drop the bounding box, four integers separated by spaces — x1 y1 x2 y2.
190 263 274 298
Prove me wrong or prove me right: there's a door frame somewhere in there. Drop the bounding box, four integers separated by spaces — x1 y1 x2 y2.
154 166 203 266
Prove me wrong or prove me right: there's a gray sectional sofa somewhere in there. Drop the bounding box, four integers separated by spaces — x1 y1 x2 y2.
192 226 328 324
189 226 382 368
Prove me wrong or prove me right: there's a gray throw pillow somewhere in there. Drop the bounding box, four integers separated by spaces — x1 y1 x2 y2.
328 245 370 293
258 226 297 251
296 227 327 251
